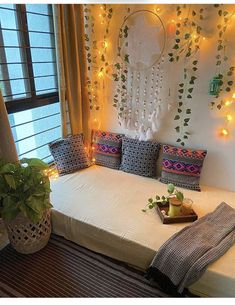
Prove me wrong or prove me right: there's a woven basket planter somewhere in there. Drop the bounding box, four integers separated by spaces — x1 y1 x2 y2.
5 209 51 254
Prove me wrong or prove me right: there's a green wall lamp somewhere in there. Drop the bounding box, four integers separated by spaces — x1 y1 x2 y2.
209 75 222 96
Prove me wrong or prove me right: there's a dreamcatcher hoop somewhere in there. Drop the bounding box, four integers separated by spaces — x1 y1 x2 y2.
117 9 167 71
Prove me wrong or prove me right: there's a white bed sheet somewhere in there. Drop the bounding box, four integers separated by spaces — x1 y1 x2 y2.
50 165 235 297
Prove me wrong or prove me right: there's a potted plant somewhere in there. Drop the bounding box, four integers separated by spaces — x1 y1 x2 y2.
142 183 185 217
0 158 53 254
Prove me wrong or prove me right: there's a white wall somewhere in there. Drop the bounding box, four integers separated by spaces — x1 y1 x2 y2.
94 4 235 191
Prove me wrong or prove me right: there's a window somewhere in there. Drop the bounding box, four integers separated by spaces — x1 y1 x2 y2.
0 4 61 163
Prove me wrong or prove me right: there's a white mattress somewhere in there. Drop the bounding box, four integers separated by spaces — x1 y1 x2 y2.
50 165 235 297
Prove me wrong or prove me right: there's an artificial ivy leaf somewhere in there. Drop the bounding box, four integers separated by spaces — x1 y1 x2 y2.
192 10 196 16
178 108 182 113
169 57 174 62
186 109 191 114
183 135 188 139
176 30 180 35
187 94 192 98
115 63 121 69
184 118 190 123
226 87 231 92
124 54 129 63
173 44 179 49
193 60 198 65
181 142 185 146
168 53 173 57
179 102 183 106
174 115 180 120
148 198 153 203
175 38 180 43
193 67 197 71
175 126 180 133
184 33 190 39
188 88 193 93
179 83 184 87
176 138 181 142
178 89 184 93
228 81 233 86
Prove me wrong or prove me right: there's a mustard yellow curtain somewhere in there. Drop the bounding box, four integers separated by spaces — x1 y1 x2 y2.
53 4 90 141
0 90 18 162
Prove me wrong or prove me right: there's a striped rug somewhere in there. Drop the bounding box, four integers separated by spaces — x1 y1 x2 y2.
0 234 170 297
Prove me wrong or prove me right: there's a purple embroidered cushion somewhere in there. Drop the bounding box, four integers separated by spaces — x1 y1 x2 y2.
92 130 123 169
160 144 207 191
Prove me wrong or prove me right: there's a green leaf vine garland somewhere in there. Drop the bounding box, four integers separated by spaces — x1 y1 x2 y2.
210 4 235 110
168 5 205 146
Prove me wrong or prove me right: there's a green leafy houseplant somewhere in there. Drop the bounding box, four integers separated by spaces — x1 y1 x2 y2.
0 158 52 223
142 183 184 212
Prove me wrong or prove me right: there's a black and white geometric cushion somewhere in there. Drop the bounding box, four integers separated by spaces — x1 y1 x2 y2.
120 137 161 178
49 134 90 175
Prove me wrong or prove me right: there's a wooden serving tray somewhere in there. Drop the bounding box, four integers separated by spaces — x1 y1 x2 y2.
156 202 198 224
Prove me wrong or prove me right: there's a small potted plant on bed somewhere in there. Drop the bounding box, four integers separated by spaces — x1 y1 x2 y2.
142 183 185 217
0 158 52 254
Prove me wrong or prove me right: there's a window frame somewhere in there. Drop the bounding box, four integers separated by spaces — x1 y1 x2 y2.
0 4 59 115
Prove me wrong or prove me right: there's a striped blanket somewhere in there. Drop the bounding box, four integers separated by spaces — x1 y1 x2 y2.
146 202 235 295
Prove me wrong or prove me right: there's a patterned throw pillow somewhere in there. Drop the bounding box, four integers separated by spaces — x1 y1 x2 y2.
92 130 123 169
120 137 161 178
160 144 207 191
49 134 90 175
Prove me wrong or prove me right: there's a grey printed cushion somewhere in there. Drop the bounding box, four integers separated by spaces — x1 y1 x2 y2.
49 134 90 175
120 137 161 177
160 144 207 191
92 130 123 169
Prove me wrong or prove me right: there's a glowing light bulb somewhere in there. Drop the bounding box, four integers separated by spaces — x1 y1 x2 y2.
202 37 206 40
101 41 108 49
92 146 95 150
179 17 182 20
193 35 197 39
92 158 96 162
221 128 229 136
171 19 175 23
98 71 103 78
232 93 235 99
226 114 233 121
99 13 102 17
225 100 232 106
100 6 104 10
156 7 160 12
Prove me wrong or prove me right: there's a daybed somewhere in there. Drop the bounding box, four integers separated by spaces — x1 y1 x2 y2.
50 165 235 297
